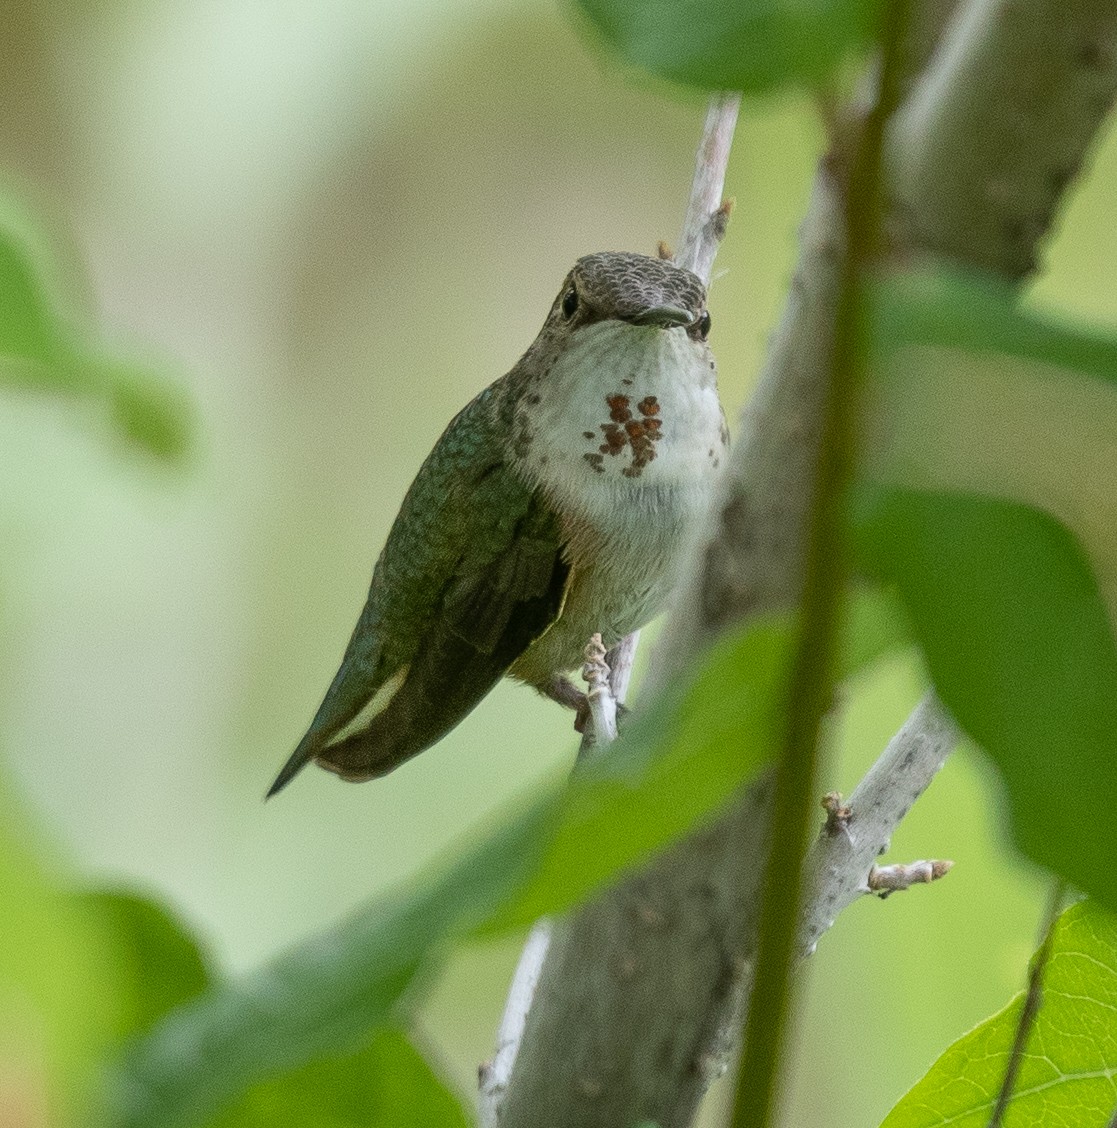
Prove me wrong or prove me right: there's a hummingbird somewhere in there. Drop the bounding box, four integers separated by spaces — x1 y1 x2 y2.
269 251 727 795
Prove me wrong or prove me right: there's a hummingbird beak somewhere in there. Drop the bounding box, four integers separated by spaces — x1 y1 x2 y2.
630 305 694 328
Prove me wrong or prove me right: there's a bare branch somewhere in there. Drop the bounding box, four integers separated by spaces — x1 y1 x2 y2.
675 93 740 283
479 635 622 1127
605 632 639 705
581 634 619 750
866 859 953 894
500 773 774 1128
685 695 960 1090
478 921 553 1128
891 0 1117 279
804 695 958 940
478 631 623 1126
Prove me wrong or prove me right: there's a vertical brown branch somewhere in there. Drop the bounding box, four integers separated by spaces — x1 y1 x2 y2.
987 881 1067 1128
728 6 912 1125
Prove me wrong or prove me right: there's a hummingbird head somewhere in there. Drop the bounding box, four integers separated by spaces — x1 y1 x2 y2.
507 251 724 504
549 251 710 339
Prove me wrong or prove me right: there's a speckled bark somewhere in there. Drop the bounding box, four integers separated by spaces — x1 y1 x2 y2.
499 774 772 1128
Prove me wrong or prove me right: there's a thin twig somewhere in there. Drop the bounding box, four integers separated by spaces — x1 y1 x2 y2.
579 634 618 757
478 637 619 1126
675 93 740 283
604 632 639 703
866 859 953 894
697 694 959 1091
478 921 554 1128
987 880 1067 1128
802 693 957 952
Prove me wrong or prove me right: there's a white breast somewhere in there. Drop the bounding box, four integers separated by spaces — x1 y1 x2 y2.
506 321 727 679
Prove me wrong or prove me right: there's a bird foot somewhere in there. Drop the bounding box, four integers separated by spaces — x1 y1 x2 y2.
543 675 590 729
542 674 630 735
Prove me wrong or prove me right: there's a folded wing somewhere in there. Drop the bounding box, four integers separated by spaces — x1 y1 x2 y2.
269 388 567 794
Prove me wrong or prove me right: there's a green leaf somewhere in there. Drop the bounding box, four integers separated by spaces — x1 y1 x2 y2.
104 359 195 463
867 269 1117 381
0 192 193 463
82 890 211 1043
209 1027 469 1128
859 268 1117 911
0 210 66 367
881 900 1117 1127
0 779 128 1127
856 488 1117 909
105 804 549 1128
573 0 882 93
2 749 218 1125
863 270 1117 620
108 590 906 1128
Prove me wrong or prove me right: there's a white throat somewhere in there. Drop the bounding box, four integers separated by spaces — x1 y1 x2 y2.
517 320 725 523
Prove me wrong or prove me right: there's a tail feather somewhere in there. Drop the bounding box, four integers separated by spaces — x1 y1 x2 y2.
267 663 410 798
266 733 321 798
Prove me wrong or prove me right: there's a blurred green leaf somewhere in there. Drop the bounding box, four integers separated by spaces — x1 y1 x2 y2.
0 192 193 462
0 768 216 1127
573 0 882 93
482 585 909 933
0 778 131 1127
209 1027 469 1128
863 272 1117 598
108 590 907 1128
105 360 195 463
840 582 911 678
83 890 211 1044
868 268 1117 379
105 803 548 1128
881 900 1117 1127
860 268 1117 911
856 488 1117 910
0 212 65 367
479 616 792 933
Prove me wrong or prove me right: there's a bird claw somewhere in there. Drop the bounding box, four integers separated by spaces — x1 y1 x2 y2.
542 672 629 736
574 699 592 734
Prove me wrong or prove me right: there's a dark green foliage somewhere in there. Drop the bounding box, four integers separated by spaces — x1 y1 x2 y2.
857 488 1117 910
858 268 1117 913
574 0 882 92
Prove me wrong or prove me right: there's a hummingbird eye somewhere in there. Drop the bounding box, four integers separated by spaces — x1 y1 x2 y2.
561 287 579 319
695 310 712 339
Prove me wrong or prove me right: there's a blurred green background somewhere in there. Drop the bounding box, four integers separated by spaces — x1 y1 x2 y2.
3 0 1113 1124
